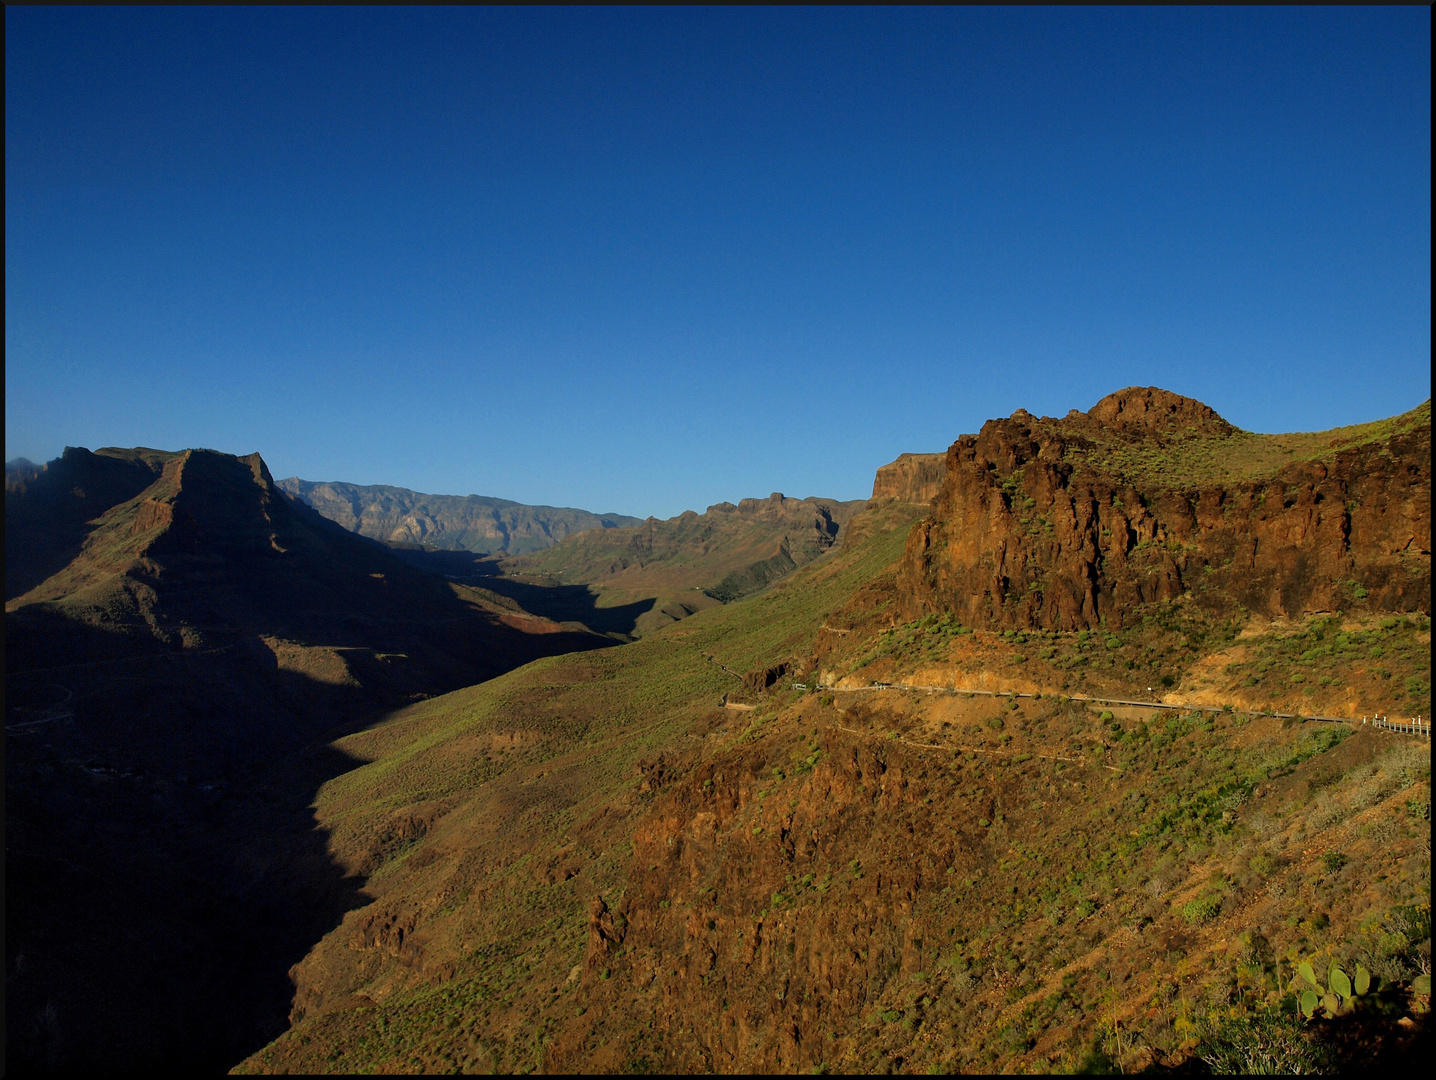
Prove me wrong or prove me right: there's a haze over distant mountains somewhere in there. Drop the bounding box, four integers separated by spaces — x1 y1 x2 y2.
277 478 643 555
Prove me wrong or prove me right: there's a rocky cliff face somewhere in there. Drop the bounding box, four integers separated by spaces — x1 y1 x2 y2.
869 452 946 505
898 388 1430 631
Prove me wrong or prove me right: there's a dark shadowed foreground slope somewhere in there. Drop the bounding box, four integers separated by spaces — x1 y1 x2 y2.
236 392 1428 1074
278 477 642 555
5 448 612 1073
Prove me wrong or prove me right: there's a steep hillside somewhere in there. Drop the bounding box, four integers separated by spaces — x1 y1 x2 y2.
545 693 1428 1074
232 501 929 1075
5 448 611 1074
278 478 642 555
495 493 868 636
233 399 1428 1075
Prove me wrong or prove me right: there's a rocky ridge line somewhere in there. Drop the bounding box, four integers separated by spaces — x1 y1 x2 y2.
898 387 1430 630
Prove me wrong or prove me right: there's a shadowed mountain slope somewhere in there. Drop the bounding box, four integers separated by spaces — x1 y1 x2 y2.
277 477 642 555
7 448 611 733
235 393 1428 1075
5 448 613 1074
5 445 182 599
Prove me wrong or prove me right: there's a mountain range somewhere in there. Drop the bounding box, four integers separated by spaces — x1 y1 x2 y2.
276 477 643 555
5 388 1430 1074
279 478 873 638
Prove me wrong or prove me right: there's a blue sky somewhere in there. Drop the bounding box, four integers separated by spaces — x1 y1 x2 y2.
6 8 1430 518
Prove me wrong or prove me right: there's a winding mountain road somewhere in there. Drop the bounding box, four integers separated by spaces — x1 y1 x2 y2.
821 681 1429 736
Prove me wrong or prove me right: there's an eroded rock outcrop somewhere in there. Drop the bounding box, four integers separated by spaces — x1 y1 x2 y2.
548 717 988 1073
742 662 791 694
870 452 946 506
898 388 1430 630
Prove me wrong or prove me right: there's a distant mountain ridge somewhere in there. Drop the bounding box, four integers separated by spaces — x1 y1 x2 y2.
277 478 643 555
502 492 869 633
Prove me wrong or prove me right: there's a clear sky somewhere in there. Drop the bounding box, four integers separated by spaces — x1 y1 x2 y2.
6 8 1430 519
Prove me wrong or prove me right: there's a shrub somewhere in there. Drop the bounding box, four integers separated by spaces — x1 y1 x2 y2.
1196 1009 1332 1074
1181 894 1222 924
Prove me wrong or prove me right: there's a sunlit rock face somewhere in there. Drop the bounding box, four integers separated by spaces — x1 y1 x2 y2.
898 388 1431 631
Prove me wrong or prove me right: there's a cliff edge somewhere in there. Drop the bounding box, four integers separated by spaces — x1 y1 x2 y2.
869 452 946 506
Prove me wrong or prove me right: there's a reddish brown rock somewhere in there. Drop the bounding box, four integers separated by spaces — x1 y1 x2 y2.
1085 385 1233 433
870 452 946 506
897 388 1430 630
742 662 791 694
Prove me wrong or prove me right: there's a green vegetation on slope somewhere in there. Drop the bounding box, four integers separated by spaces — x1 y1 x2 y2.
4 448 623 1075
236 492 1428 1073
1063 400 1431 491
506 494 867 612
234 503 922 1074
562 698 1427 1073
824 606 1432 723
